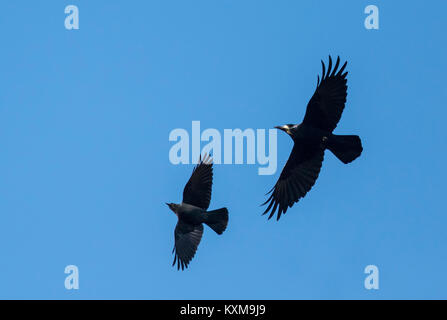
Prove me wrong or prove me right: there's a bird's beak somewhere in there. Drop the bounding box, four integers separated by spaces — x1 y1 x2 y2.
275 125 290 134
166 203 176 213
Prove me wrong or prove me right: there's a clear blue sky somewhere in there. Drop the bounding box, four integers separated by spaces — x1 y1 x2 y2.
1 1 446 299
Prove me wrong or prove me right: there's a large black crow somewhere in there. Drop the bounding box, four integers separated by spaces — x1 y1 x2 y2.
262 56 363 220
167 154 229 270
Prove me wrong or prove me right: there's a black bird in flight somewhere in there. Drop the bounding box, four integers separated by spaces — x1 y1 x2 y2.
167 154 229 270
262 56 363 221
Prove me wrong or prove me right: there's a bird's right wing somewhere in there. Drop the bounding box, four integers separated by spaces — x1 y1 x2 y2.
182 154 213 210
262 142 325 220
172 221 204 270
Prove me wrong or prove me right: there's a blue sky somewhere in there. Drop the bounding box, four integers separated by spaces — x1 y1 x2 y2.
0 1 446 299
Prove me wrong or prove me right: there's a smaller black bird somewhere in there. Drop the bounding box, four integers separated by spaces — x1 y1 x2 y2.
167 154 229 270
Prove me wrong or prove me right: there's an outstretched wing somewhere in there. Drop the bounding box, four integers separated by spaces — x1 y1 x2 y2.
303 56 348 133
262 142 325 220
172 221 203 270
182 154 213 210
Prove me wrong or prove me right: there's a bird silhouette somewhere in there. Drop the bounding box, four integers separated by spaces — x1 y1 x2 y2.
167 154 229 270
263 56 363 220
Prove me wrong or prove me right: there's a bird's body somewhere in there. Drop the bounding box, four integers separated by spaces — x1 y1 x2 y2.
263 56 363 220
289 123 328 144
167 154 229 270
175 203 206 225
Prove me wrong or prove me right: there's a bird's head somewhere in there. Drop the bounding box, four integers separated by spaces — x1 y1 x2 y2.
166 203 180 214
275 124 296 136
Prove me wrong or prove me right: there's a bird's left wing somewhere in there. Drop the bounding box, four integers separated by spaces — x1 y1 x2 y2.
262 142 325 220
302 56 348 133
182 154 213 210
172 221 204 270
